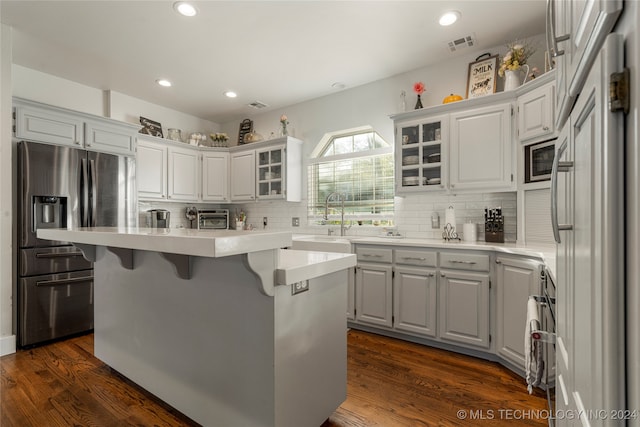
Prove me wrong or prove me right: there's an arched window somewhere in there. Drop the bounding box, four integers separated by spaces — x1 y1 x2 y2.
308 127 394 226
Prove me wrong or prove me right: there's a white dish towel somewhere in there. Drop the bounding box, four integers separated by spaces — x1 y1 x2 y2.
524 296 544 393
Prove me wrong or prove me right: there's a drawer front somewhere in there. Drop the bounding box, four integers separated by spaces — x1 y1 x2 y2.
394 249 437 267
355 247 392 263
440 252 490 272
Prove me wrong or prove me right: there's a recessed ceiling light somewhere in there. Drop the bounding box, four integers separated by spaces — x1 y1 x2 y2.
224 91 238 98
331 82 346 90
156 79 172 87
439 11 460 26
173 2 198 17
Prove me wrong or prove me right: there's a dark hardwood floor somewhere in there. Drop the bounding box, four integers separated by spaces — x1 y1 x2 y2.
1 330 548 426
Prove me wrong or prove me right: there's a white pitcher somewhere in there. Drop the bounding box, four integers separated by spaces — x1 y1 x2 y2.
504 64 530 91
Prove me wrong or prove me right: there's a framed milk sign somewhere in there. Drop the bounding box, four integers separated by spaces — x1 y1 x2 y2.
466 54 499 99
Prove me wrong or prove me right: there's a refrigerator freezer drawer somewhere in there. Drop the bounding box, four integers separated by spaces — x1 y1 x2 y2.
19 246 92 277
19 270 94 347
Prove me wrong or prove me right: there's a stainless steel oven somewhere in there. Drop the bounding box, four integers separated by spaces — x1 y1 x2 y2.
525 139 556 183
197 209 229 230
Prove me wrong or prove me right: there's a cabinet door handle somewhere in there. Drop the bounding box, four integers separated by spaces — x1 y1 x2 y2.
448 260 477 265
361 254 383 258
495 259 502 264
543 126 550 131
551 139 574 243
441 273 446 278
547 0 569 57
401 256 426 261
428 273 435 277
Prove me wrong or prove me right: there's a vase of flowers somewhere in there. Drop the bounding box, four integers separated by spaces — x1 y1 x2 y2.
209 132 229 147
413 82 425 109
279 114 289 137
499 41 535 91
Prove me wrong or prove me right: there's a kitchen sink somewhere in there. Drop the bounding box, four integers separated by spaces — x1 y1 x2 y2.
291 235 352 253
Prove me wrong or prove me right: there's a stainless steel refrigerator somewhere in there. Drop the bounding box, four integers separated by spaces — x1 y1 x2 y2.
17 141 136 347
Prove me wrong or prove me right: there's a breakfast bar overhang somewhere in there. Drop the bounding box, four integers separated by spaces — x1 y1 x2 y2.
37 227 357 427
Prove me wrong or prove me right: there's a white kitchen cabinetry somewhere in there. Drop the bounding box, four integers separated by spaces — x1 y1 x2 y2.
84 119 137 156
393 249 438 337
553 36 625 425
201 151 229 202
354 247 393 328
230 150 256 202
449 102 513 191
550 0 622 127
438 252 491 349
168 145 200 201
495 255 541 368
517 82 555 143
395 115 448 193
137 137 168 200
13 97 138 156
256 140 302 201
394 266 438 338
231 137 303 202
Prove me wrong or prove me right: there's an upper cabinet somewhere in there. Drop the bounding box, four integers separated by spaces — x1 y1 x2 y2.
450 102 513 191
167 145 201 202
395 114 448 193
13 97 138 156
549 0 622 127
137 137 168 200
136 136 302 204
231 137 303 202
517 81 555 143
392 73 556 195
256 140 302 201
230 150 256 202
202 151 229 202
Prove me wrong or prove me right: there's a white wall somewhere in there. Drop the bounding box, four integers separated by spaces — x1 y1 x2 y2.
108 91 220 138
1 24 16 355
11 65 220 136
220 34 547 242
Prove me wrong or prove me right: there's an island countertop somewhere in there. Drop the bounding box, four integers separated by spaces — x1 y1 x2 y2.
37 226 293 258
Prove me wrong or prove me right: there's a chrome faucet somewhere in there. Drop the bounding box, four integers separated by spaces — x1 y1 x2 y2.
324 192 350 236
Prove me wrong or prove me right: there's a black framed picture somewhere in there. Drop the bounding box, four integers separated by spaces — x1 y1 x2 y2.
466 54 499 99
139 116 163 138
238 119 253 144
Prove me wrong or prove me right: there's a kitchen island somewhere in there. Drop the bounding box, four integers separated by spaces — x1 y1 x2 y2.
37 227 356 427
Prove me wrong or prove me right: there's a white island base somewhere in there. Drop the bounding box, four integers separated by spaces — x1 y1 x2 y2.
37 228 356 427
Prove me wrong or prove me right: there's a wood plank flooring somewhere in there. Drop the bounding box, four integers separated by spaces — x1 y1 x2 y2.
1 329 549 426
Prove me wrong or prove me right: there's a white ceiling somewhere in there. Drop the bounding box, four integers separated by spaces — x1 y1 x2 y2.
1 1 546 124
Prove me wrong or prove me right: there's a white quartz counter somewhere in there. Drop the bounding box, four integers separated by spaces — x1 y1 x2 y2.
292 234 557 282
277 249 356 285
38 227 292 258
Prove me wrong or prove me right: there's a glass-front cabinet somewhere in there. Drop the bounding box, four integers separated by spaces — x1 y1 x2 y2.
256 145 285 199
395 114 448 193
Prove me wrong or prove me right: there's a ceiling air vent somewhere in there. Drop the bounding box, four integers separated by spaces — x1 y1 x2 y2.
447 34 476 52
248 101 269 109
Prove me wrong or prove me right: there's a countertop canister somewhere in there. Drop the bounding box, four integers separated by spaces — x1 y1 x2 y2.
463 222 477 242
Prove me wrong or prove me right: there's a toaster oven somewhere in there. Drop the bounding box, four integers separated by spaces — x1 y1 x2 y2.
197 209 229 230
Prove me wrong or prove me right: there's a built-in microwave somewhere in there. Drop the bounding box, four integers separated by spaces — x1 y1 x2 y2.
197 209 229 230
525 139 555 183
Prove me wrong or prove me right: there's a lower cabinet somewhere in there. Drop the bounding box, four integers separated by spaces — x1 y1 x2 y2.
438 269 490 348
495 255 542 368
350 244 550 380
393 266 437 337
355 263 393 328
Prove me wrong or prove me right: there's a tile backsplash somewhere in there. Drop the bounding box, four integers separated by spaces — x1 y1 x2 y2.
140 191 517 242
